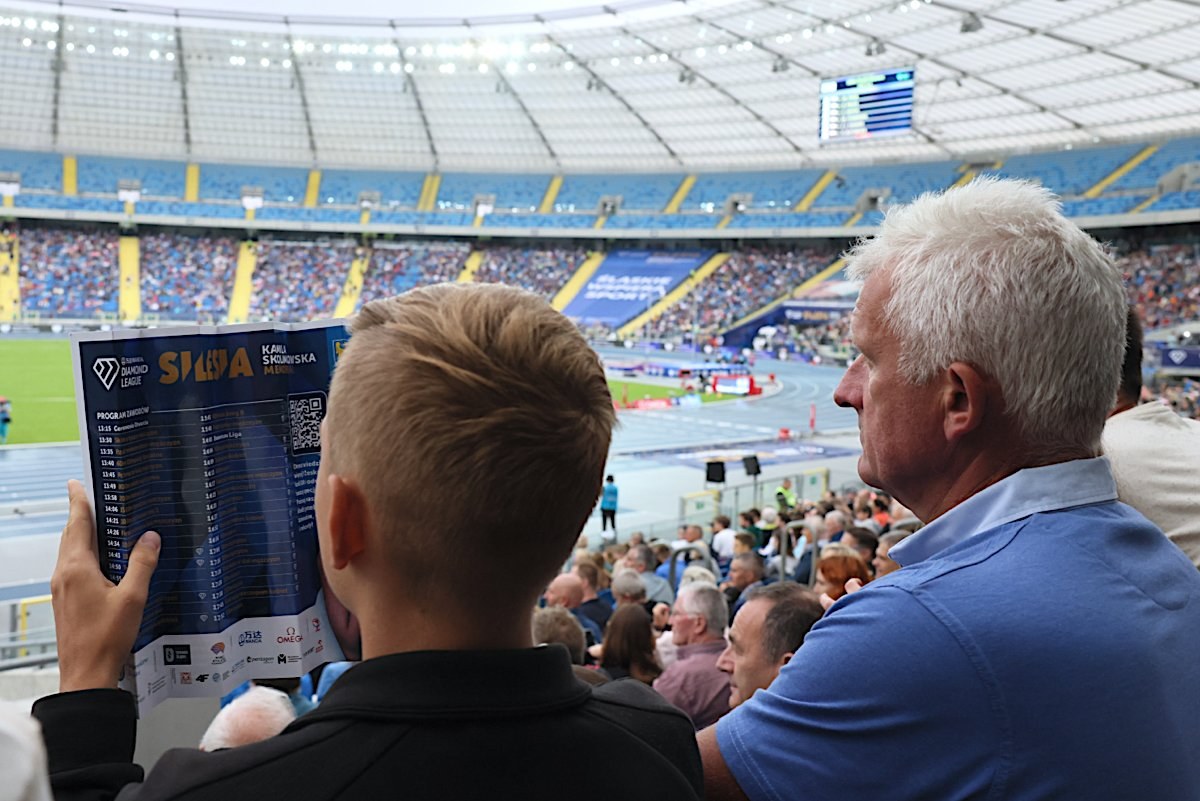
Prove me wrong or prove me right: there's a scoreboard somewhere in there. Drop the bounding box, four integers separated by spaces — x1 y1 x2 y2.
819 68 915 143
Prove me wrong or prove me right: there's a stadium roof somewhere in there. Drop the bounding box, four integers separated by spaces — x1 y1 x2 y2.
1 0 1198 172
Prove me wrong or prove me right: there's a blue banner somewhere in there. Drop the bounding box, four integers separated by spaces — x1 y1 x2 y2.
563 249 713 326
1155 343 1200 370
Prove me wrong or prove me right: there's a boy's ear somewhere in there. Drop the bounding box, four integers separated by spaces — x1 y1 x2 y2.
326 473 369 570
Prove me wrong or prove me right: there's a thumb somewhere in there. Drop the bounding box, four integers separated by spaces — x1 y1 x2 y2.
844 578 865 595
118 531 161 602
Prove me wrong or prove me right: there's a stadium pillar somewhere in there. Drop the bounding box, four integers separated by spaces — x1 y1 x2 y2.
304 169 322 208
185 164 200 202
227 242 258 324
0 231 18 322
617 252 729 338
456 250 485 283
333 252 370 318
117 236 141 323
62 156 77 196
550 252 606 312
663 175 696 214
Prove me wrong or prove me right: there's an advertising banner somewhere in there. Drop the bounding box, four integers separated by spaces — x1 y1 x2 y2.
563 249 712 327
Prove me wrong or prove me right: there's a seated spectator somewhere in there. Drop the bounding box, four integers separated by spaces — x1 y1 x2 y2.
35 284 703 800
813 552 872 607
533 606 609 687
600 605 663 685
720 553 765 619
840 527 880 572
681 566 719 587
253 678 316 717
731 533 756 556
716 583 823 708
199 686 296 751
572 561 613 632
625 544 675 604
627 532 646 547
654 584 731 730
873 531 911 578
710 516 737 561
544 573 605 645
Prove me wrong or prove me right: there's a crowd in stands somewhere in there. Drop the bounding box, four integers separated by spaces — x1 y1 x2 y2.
639 247 836 340
17 226 118 318
357 241 469 305
140 232 238 321
1116 242 1200 330
248 241 354 322
473 245 588 300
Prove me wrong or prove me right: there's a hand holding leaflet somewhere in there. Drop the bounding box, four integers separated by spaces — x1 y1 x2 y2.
53 479 161 692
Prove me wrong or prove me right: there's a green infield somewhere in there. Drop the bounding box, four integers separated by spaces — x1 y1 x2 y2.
0 339 79 444
606 378 733 405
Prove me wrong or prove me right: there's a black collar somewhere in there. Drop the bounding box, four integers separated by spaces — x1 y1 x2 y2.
293 645 592 725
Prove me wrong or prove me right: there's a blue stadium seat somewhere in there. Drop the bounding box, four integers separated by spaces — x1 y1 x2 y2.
1146 190 1200 212
979 144 1143 198
436 173 549 211
370 210 474 226
556 174 681 212
727 212 849 229
136 201 248 219
1112 137 1200 192
15 195 124 213
77 156 187 198
0 150 61 191
201 164 308 203
1061 196 1148 217
320 170 425 207
256 206 362 224
815 161 960 207
484 213 597 229
604 214 718 230
687 170 826 211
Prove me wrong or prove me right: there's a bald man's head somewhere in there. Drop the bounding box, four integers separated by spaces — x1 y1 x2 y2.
543 573 584 609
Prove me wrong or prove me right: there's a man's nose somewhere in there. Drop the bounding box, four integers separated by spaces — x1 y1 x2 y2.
833 357 863 409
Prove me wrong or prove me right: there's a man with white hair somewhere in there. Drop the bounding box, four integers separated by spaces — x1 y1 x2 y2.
699 178 1200 799
654 583 730 730
199 686 297 751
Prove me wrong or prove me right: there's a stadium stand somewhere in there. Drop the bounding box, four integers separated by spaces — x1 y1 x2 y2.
1118 243 1200 331
983 144 1143 197
605 214 718 230
484 213 598 229
319 170 425 207
15 195 124 213
472 245 589 299
77 156 187 198
201 164 309 203
255 206 363 224
436 173 548 210
248 240 353 321
687 170 826 211
556 174 682 212
357 241 470 304
1112 137 1200 192
17 226 119 317
136 201 249 219
139 232 238 322
816 161 961 207
0 149 62 191
727 212 848 229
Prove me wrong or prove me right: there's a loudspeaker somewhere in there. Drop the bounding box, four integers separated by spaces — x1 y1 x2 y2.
706 461 726 483
742 455 761 477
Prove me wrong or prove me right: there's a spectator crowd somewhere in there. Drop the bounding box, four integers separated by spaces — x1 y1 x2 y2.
140 232 237 321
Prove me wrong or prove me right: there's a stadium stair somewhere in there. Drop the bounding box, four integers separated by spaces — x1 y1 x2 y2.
794 170 837 211
360 208 370 225
244 207 255 222
950 160 1002 190
663 175 696 213
1130 195 1159 214
472 214 484 228
118 236 141 323
185 164 200 202
1084 145 1158 199
593 215 608 229
417 174 441 212
226 242 258 324
0 232 18 321
62 156 77 196
304 170 322 208
333 252 370 317
456 250 485 283
720 257 847 334
551 252 606 312
844 211 863 226
2 195 11 208
616 252 730 338
539 176 563 213
716 214 732 229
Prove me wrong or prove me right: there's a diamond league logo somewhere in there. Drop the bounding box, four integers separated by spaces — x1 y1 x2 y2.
1167 349 1187 366
92 357 120 390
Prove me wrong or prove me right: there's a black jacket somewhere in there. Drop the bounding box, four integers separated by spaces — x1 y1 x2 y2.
34 646 703 801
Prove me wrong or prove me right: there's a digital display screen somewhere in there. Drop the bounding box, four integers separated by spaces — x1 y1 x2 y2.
819 67 915 143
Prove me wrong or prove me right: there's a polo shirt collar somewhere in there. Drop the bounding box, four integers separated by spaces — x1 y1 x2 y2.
295 645 591 725
889 456 1118 567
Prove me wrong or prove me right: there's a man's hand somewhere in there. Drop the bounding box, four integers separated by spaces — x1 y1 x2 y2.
52 479 161 693
652 602 671 631
819 578 865 611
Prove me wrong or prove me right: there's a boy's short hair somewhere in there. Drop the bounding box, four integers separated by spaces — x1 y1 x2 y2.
327 284 615 607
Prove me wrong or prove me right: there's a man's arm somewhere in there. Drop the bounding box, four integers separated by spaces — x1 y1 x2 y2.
698 725 750 801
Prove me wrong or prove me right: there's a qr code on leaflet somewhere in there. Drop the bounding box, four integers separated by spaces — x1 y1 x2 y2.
287 392 327 456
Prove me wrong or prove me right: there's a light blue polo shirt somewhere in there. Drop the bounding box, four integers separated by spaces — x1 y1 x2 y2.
717 457 1200 800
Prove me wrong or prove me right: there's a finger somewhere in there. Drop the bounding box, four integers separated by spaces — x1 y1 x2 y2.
117 531 161 606
57 479 98 562
844 578 864 595
819 592 835 610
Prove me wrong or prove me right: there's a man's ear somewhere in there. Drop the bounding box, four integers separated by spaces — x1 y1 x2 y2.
778 651 795 669
943 362 991 443
326 473 369 571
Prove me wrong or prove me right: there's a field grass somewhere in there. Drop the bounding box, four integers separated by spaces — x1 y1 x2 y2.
607 378 733 405
0 339 79 444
